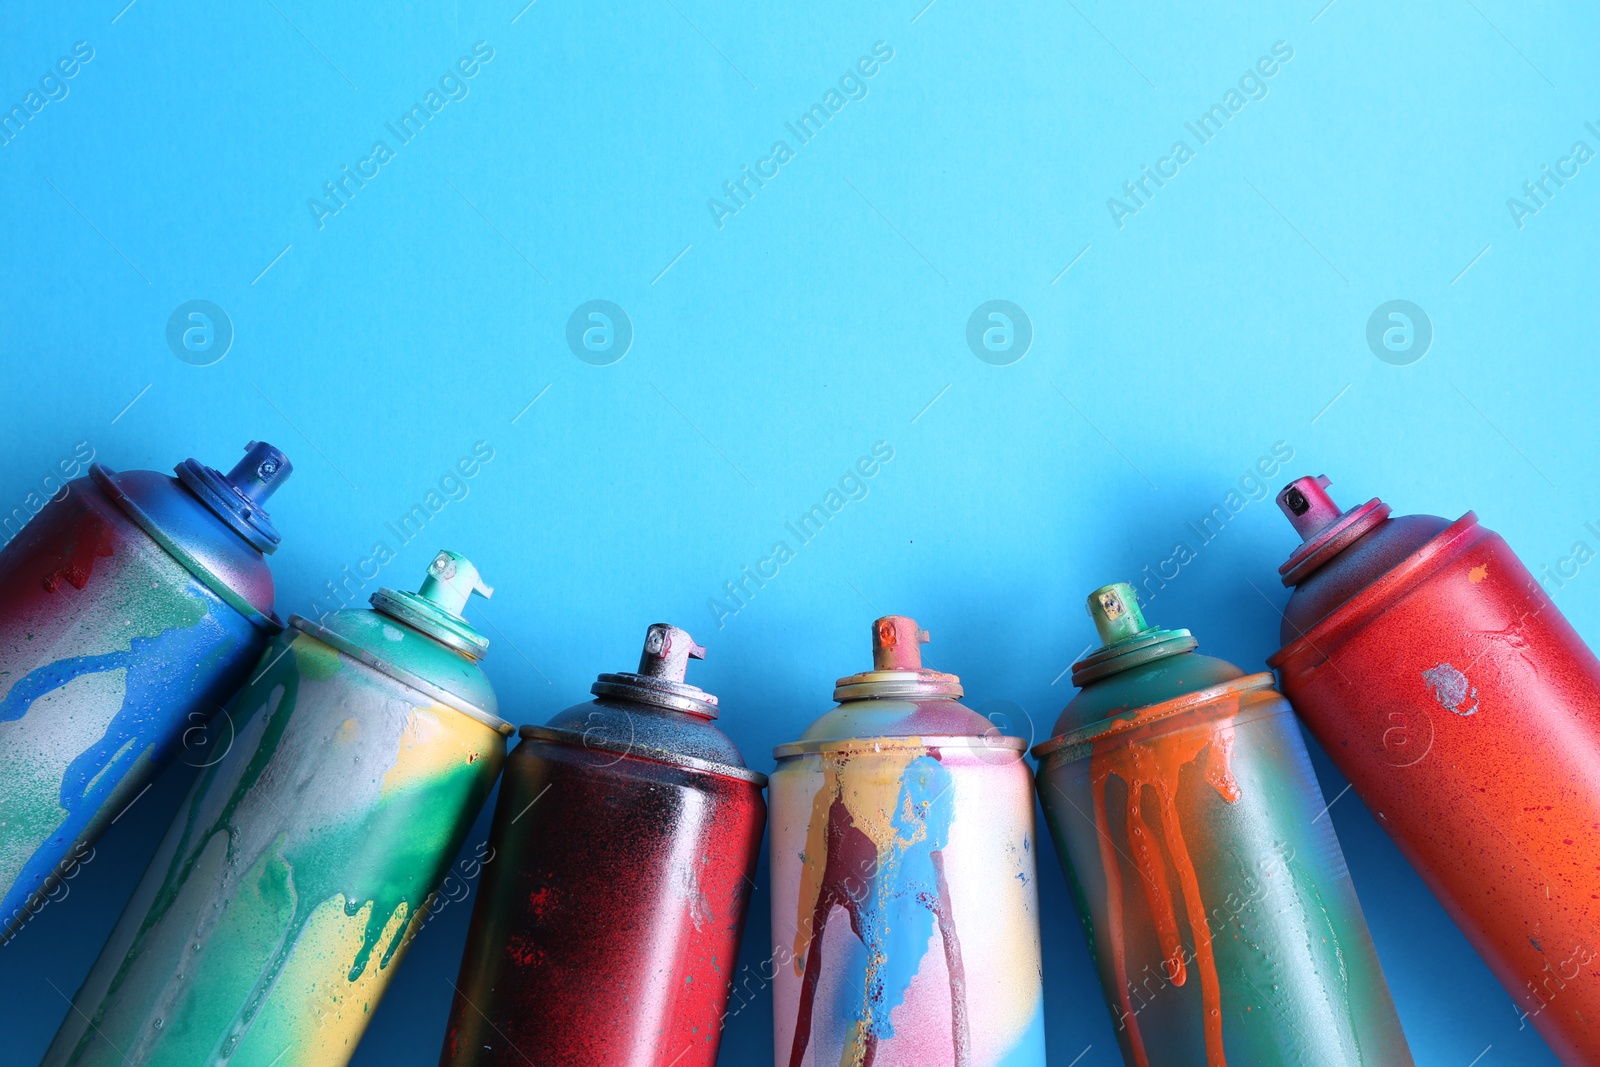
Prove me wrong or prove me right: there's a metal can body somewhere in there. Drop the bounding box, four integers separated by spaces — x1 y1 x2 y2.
0 473 268 937
769 737 1046 1067
43 623 506 1067
1271 514 1600 1063
440 730 766 1066
1036 675 1412 1066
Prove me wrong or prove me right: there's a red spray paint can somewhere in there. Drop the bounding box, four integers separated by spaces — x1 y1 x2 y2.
1267 475 1600 1065
438 623 766 1067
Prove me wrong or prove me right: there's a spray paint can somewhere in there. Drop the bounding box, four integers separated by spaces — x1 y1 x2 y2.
1033 583 1412 1067
769 615 1046 1067
1267 475 1600 1064
44 550 511 1067
439 623 766 1067
0 441 292 940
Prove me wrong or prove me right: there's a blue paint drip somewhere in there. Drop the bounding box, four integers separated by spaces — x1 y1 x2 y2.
852 753 954 1045
0 580 257 930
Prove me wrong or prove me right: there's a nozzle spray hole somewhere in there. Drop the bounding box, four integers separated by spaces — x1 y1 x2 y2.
1284 487 1310 516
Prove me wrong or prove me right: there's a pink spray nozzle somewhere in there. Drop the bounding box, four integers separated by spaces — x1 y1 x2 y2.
1275 475 1392 586
1278 475 1346 540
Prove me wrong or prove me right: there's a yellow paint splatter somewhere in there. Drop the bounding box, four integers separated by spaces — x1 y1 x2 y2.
380 704 495 797
1469 564 1489 583
229 896 412 1067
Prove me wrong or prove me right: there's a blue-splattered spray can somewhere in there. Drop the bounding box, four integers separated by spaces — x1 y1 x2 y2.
768 615 1047 1067
0 442 292 941
43 550 512 1067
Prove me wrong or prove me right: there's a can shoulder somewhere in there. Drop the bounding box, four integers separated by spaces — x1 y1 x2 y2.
533 696 753 770
290 610 503 729
788 696 995 747
92 464 279 626
1280 511 1459 647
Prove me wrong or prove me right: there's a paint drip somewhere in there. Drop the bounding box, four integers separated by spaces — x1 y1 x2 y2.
1036 582 1414 1067
1090 710 1240 1067
791 746 970 1067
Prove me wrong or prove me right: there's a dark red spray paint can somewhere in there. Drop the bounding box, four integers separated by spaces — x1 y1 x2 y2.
438 623 766 1067
1267 475 1600 1065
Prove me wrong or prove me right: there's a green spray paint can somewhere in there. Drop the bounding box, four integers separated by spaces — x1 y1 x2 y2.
1032 583 1412 1067
44 550 513 1067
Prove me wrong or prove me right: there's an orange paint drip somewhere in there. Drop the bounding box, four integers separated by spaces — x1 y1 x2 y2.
1093 777 1150 1067
1124 745 1188 988
1090 709 1241 1067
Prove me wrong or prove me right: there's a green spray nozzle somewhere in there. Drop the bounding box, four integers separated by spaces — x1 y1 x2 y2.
1088 583 1149 645
369 549 492 660
418 550 493 619
1071 580 1198 687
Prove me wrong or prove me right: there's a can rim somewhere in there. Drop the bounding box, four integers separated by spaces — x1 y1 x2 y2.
289 616 514 736
1031 672 1283 760
518 723 768 786
1267 512 1480 672
772 733 1028 759
1278 498 1391 586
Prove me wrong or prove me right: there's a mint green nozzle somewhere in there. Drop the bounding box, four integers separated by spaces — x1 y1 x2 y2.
418 550 493 618
370 549 492 660
1088 583 1149 646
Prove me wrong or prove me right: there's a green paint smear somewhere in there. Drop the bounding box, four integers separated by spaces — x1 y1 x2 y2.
53 632 499 1067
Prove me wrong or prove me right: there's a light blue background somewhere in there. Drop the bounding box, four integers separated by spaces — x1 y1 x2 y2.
2 0 1597 1063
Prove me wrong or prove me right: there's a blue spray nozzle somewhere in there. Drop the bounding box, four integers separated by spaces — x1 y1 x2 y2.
225 441 292 506
176 441 293 554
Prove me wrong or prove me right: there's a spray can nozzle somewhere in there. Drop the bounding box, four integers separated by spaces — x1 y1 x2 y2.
1087 583 1150 646
176 441 293 554
370 550 491 660
1274 475 1393 586
225 441 292 507
591 624 719 717
829 615 960 700
872 616 931 670
637 624 707 683
1072 583 1197 686
1277 475 1346 540
417 551 493 619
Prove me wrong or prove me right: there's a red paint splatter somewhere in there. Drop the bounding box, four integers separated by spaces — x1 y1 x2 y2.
527 886 555 919
505 934 545 969
42 512 113 593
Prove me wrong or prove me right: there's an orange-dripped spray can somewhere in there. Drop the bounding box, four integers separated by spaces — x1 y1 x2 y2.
1034 583 1411 1066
